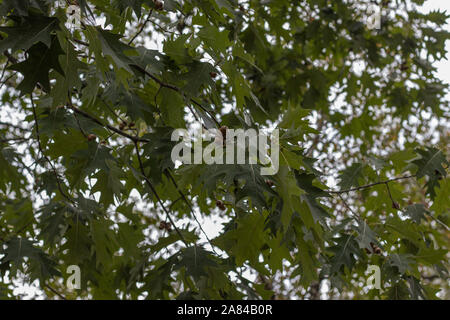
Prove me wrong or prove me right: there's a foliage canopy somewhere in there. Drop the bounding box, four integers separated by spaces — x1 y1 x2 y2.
0 0 449 299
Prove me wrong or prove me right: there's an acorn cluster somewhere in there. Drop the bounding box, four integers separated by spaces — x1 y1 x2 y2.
216 200 226 211
153 0 163 11
119 121 135 131
365 242 382 255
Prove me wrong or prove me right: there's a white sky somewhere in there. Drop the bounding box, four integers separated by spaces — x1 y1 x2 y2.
422 0 450 85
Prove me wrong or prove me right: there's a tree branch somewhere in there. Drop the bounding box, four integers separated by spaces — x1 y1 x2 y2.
128 9 154 45
68 103 149 143
327 175 416 194
133 141 188 246
165 170 218 255
0 121 30 132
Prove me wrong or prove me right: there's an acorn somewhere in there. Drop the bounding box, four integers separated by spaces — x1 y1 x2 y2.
119 122 126 130
392 201 400 210
154 0 163 10
400 62 409 72
216 200 226 211
87 134 96 141
159 221 165 230
210 71 218 78
265 180 274 187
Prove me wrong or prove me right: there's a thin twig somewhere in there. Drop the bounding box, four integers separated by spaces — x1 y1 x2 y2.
0 71 17 91
0 121 30 132
385 182 397 207
134 141 188 246
72 38 89 47
100 98 129 126
0 137 30 143
337 194 361 220
426 213 450 231
45 284 67 300
128 9 153 45
165 171 219 255
30 95 74 204
0 60 9 85
68 102 149 143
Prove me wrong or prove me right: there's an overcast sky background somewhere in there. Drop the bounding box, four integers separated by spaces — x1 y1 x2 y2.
9 0 450 299
423 0 450 86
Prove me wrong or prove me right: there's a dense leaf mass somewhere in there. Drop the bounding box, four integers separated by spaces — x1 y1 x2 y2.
0 0 449 300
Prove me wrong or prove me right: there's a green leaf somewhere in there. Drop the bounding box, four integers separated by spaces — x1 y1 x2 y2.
338 163 365 190
329 235 360 273
52 35 87 107
301 194 329 225
62 222 92 265
9 36 64 94
181 61 215 96
388 253 414 274
404 204 428 224
174 246 219 280
295 235 318 285
198 25 231 55
294 171 329 198
353 219 378 251
91 219 119 268
213 213 267 266
113 0 145 18
412 147 448 198
0 0 31 16
430 177 450 215
386 281 410 300
0 13 59 52
0 237 60 281
163 34 193 65
150 229 199 253
413 147 448 178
